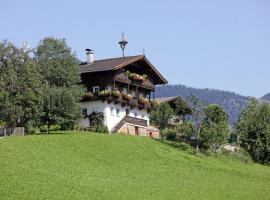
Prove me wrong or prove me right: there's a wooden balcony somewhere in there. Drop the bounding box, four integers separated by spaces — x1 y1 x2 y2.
81 93 152 110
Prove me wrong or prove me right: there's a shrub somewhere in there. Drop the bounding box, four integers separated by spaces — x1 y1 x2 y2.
222 148 253 164
40 124 61 132
164 128 177 141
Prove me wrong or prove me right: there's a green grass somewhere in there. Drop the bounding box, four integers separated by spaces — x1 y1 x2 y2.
0 132 269 200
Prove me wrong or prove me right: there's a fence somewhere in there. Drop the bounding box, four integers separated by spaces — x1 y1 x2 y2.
0 127 25 137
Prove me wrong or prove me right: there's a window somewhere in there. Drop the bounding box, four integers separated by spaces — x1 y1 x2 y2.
134 113 138 118
83 87 88 93
123 88 127 94
126 109 130 116
92 86 100 93
142 115 145 119
106 85 112 91
131 91 136 97
82 108 87 116
116 108 120 117
110 108 114 116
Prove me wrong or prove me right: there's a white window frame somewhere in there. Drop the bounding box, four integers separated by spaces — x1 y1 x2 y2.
92 86 100 93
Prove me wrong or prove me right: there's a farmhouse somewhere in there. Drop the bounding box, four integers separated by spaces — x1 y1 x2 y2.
79 40 167 137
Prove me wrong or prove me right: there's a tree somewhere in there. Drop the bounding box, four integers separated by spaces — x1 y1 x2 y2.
200 104 230 152
150 103 174 140
35 37 81 132
173 97 192 121
235 98 270 164
0 40 43 129
186 95 206 151
87 111 109 133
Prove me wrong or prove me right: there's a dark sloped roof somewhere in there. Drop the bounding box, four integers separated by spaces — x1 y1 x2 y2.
80 55 141 73
155 96 180 103
79 55 168 84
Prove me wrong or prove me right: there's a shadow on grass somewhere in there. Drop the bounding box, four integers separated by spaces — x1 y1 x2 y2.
156 139 195 154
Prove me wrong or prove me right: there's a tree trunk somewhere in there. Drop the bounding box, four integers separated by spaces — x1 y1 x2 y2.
47 122 50 134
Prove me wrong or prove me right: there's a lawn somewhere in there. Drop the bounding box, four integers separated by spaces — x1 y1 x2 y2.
0 132 269 200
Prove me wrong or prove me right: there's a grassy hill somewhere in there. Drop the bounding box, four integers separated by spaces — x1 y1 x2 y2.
0 132 269 200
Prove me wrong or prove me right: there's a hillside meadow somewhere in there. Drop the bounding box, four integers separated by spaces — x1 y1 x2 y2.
0 132 269 200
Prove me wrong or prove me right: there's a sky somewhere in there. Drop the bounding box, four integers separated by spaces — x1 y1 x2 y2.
1 0 270 97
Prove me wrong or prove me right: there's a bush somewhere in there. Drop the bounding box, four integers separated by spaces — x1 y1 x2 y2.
40 124 61 132
222 148 253 164
164 128 177 141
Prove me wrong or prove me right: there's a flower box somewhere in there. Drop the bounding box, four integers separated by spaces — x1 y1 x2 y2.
98 90 111 97
139 97 149 105
122 93 133 101
111 90 122 99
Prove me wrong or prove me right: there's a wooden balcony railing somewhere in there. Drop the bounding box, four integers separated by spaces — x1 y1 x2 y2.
81 93 152 110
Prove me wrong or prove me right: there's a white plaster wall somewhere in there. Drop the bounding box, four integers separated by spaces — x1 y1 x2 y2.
80 100 150 132
129 108 150 125
79 101 107 128
104 103 126 132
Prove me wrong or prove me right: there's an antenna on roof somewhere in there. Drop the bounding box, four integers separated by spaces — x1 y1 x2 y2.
143 48 145 56
118 33 128 58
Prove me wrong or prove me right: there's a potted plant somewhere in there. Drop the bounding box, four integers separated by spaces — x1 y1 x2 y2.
111 90 122 99
139 97 149 105
122 93 132 101
82 92 94 99
98 90 111 97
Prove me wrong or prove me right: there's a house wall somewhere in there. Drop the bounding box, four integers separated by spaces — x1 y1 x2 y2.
80 100 150 132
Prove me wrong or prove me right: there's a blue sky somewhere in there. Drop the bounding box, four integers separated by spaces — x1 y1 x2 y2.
1 0 270 97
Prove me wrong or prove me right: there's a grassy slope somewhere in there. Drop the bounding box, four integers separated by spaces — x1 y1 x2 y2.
0 132 269 200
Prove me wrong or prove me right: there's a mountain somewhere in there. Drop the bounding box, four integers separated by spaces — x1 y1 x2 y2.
155 84 249 124
262 93 270 101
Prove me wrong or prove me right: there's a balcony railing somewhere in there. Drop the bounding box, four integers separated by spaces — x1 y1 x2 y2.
81 93 152 110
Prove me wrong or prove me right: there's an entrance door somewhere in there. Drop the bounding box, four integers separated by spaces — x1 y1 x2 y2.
135 126 139 135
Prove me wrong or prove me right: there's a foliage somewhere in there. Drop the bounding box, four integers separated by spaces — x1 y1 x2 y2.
0 40 43 129
200 104 230 152
41 85 80 133
125 70 147 81
150 103 174 139
173 97 192 119
35 37 81 133
163 128 178 141
111 90 122 99
122 93 132 101
138 97 149 105
155 84 248 124
174 121 194 141
87 111 109 133
0 133 269 200
235 98 270 164
186 95 206 150
98 90 110 97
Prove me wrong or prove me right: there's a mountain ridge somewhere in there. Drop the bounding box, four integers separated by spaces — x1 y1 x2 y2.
155 84 250 124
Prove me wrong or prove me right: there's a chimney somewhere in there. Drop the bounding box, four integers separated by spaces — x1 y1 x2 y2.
85 49 94 64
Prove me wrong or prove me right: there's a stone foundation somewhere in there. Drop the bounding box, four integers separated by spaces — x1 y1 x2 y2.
118 123 160 139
